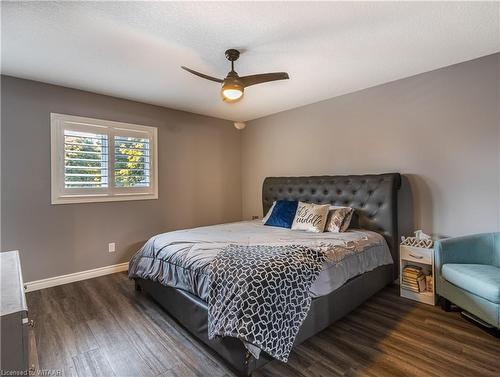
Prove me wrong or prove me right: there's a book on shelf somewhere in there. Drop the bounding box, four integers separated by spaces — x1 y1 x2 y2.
425 275 433 293
402 276 418 285
402 272 421 280
403 271 422 278
403 265 422 273
401 265 429 293
401 279 426 292
417 276 426 292
402 281 421 288
401 283 420 293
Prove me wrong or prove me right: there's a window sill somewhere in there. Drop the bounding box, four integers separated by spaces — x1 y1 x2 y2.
51 193 158 205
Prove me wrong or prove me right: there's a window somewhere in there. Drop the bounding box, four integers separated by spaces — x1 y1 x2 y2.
51 113 158 204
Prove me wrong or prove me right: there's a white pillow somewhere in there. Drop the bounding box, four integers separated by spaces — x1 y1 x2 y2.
291 202 330 233
325 206 354 232
262 201 276 223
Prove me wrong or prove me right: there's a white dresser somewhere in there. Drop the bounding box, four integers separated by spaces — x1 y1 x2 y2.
0 250 30 373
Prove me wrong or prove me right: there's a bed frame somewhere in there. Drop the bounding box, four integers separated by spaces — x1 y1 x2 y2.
134 173 401 376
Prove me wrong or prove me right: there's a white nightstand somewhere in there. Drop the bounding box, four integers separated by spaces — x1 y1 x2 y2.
400 244 436 305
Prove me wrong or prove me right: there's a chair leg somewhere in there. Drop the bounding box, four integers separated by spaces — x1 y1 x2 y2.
134 280 142 292
439 296 452 312
460 312 500 337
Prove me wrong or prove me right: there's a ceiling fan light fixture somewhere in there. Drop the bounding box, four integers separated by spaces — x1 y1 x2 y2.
181 49 289 103
221 82 244 102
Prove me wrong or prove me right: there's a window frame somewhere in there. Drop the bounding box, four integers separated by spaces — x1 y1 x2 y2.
51 113 158 204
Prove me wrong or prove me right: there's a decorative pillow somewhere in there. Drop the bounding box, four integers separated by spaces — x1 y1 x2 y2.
263 200 298 228
262 201 276 223
291 202 330 233
325 206 354 232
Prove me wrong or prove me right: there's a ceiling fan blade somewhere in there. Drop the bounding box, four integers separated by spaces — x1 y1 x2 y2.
181 66 223 83
240 72 289 87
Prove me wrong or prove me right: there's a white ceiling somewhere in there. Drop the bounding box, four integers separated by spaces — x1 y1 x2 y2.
2 2 499 122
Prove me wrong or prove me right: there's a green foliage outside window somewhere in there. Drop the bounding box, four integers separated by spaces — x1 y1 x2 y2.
65 134 107 188
114 137 150 187
64 132 149 188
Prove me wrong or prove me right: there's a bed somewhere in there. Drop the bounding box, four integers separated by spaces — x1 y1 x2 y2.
130 173 401 375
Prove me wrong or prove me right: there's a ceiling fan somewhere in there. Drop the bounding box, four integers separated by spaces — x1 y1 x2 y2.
181 49 289 103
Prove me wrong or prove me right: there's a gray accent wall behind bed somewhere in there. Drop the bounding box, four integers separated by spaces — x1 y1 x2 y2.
242 53 500 238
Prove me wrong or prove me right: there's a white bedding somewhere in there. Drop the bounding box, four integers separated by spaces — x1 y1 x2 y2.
129 220 394 300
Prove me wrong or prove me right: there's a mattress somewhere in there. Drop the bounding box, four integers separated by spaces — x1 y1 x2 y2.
128 220 393 301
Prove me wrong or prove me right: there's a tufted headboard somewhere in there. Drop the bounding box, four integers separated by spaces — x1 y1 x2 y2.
262 173 401 277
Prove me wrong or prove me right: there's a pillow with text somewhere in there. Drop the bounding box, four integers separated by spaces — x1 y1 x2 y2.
291 202 330 233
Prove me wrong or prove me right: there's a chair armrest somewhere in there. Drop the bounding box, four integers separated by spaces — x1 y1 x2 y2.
435 233 495 275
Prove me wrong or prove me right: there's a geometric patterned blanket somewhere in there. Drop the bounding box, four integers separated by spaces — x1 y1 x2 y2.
208 244 326 362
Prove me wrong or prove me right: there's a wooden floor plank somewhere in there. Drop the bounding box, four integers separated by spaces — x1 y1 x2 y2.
27 272 500 377
347 305 497 376
72 349 116 377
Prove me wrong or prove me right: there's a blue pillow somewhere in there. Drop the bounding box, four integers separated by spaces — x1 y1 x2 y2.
264 200 298 228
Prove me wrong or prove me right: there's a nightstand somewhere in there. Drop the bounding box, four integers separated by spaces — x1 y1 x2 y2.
400 244 436 305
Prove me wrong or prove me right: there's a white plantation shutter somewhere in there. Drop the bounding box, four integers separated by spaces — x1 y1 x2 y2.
114 135 151 188
64 130 109 188
51 114 158 204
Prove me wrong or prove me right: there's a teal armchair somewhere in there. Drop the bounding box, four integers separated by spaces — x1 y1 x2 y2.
435 232 500 329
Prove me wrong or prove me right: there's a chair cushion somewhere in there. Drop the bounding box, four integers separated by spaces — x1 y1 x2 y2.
442 264 500 303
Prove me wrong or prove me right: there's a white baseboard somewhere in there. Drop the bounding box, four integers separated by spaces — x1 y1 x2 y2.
25 262 129 292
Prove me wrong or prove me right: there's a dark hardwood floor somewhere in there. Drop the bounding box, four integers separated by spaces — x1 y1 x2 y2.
27 272 500 377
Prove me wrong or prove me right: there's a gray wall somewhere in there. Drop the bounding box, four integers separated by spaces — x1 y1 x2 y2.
242 53 500 238
1 76 242 281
